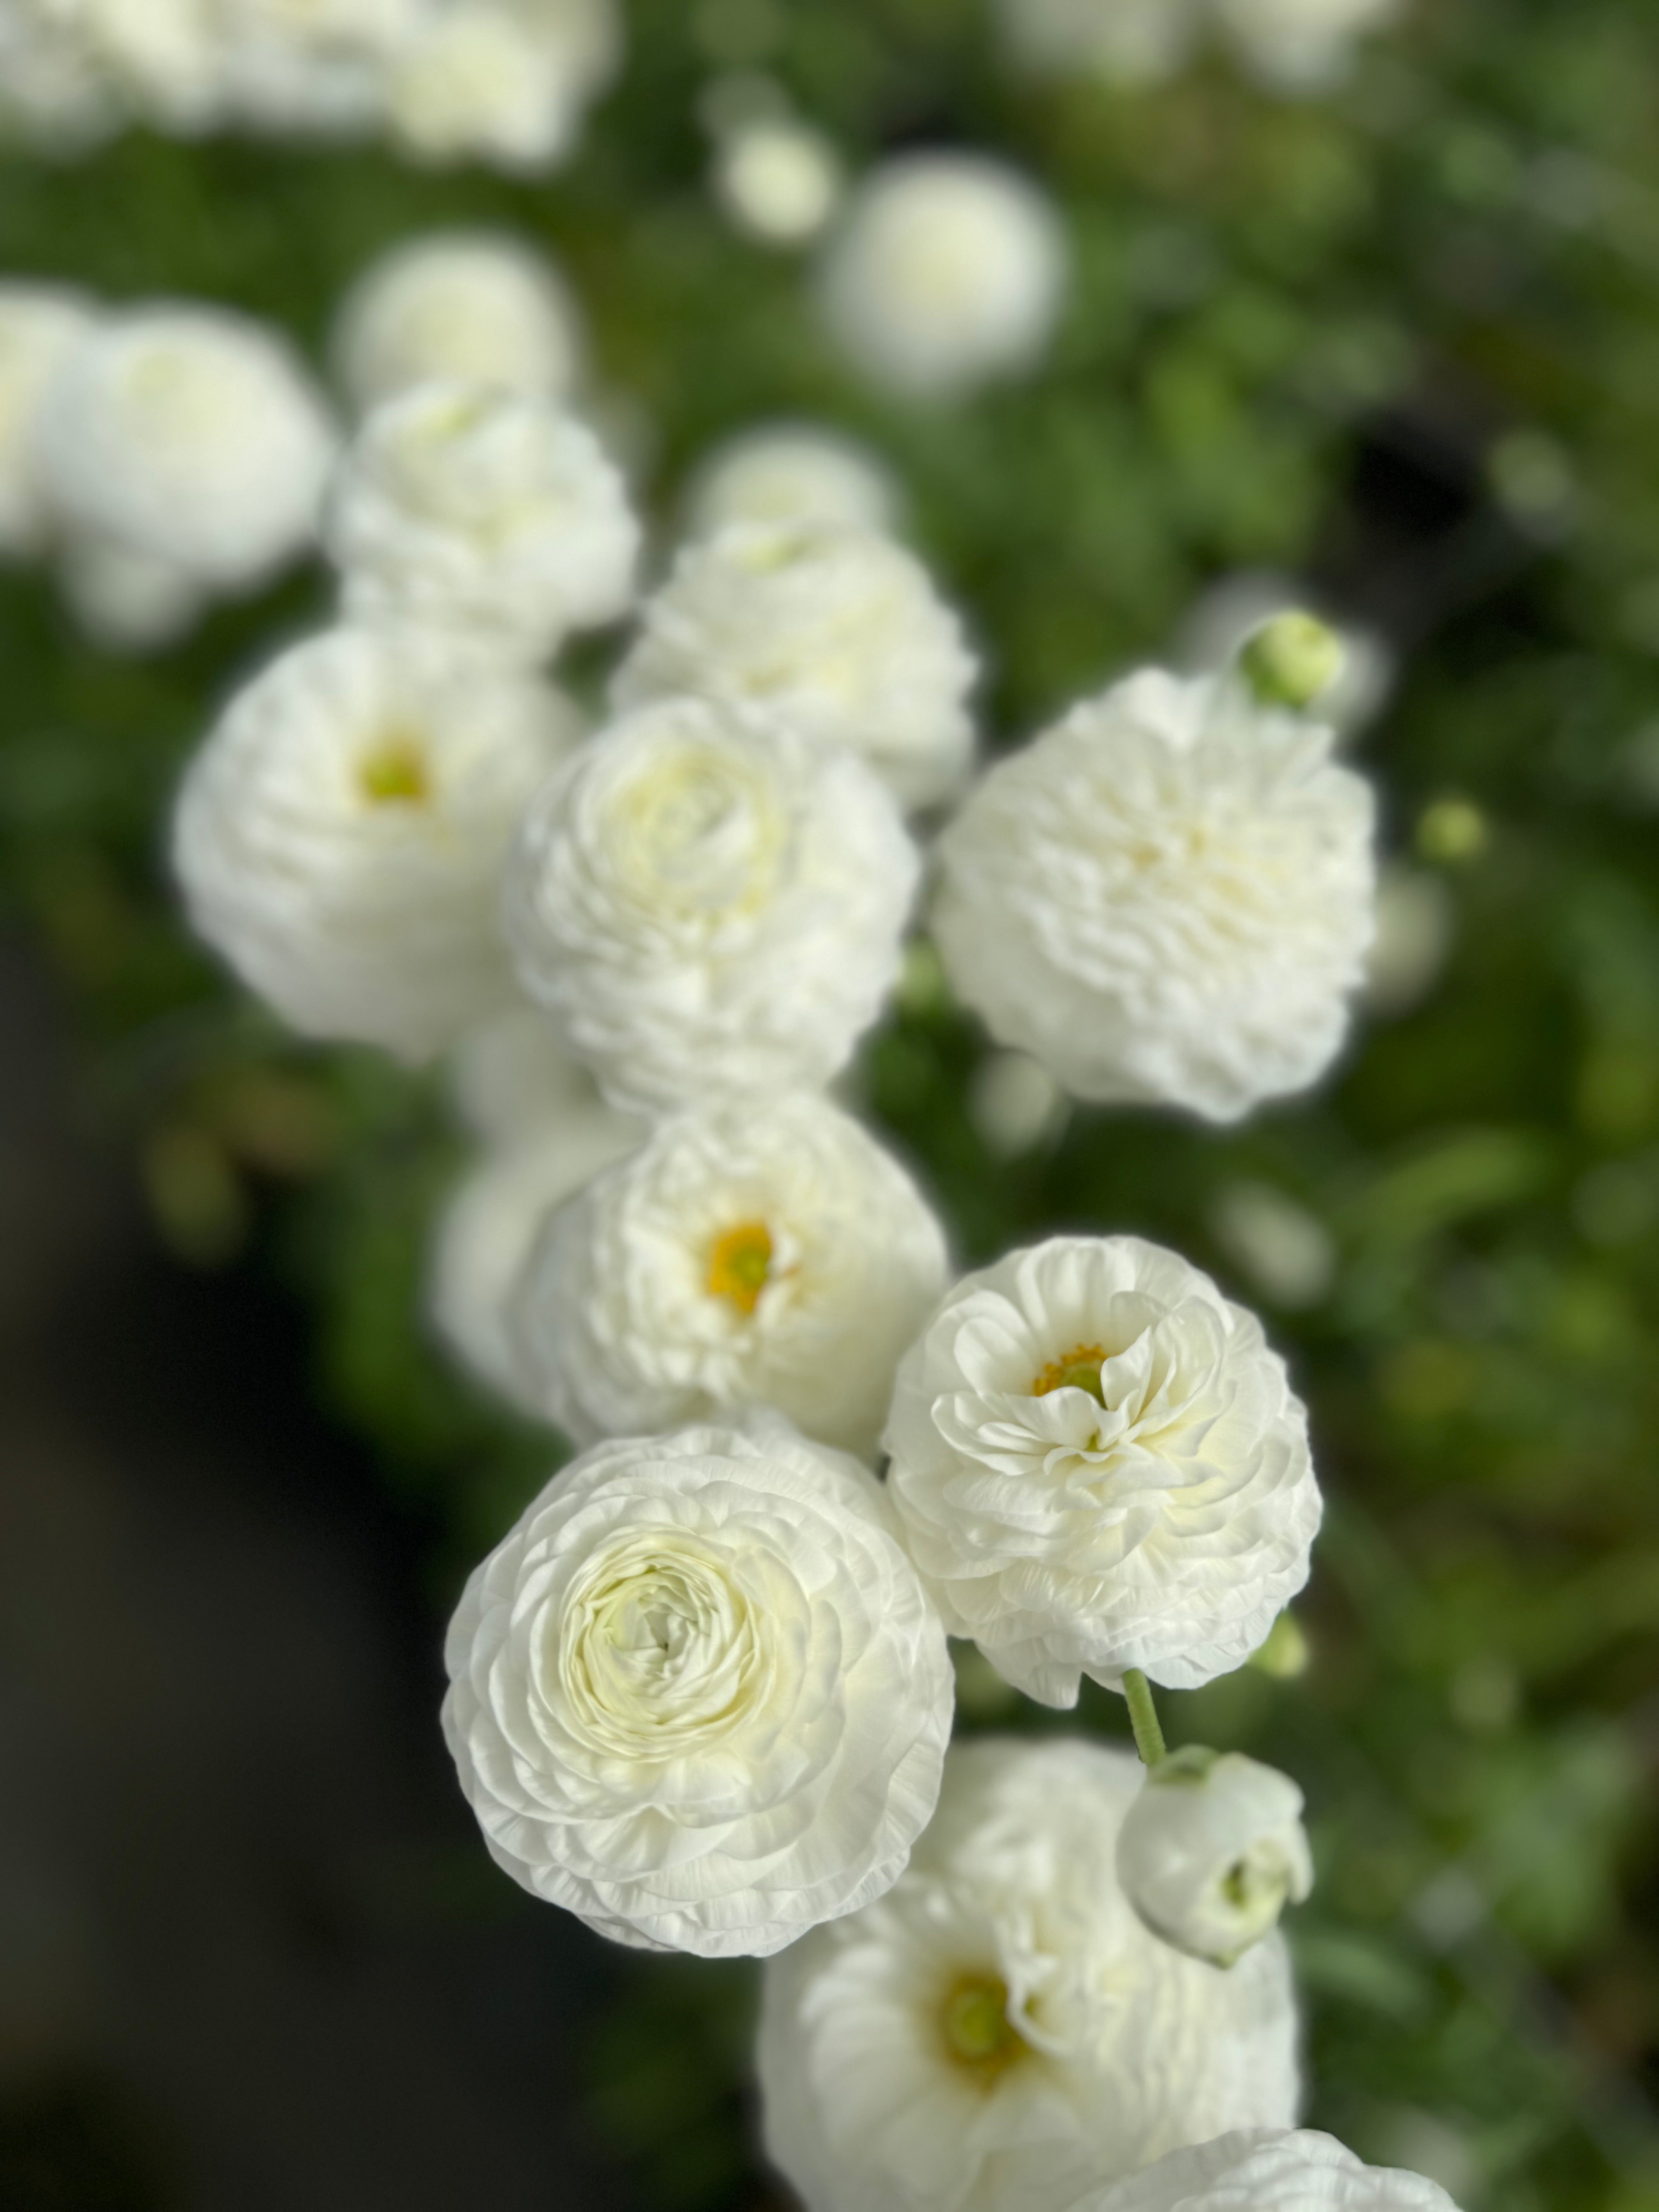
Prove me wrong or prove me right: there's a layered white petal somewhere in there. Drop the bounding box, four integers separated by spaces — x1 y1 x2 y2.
612 519 976 812
441 1415 955 1956
503 694 921 1113
761 1737 1301 2212
933 669 1376 1121
884 1235 1322 1704
511 1092 950 1456
1061 2129 1461 2211
173 625 582 1059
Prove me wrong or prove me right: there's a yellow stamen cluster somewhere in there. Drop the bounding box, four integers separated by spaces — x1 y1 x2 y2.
359 734 431 806
1031 1343 1107 1402
939 1973 1027 2085
706 1221 775 1314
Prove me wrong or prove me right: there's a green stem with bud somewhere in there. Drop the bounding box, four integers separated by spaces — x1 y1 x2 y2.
1122 1668 1166 1767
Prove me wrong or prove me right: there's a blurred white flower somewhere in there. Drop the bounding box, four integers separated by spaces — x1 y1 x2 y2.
0 283 95 559
714 115 842 246
996 0 1200 84
0 0 118 150
933 669 1376 1121
74 0 225 128
441 1413 954 1956
429 1104 643 1409
760 1736 1301 2212
212 0 420 134
174 626 582 1060
1210 0 1403 92
504 694 921 1112
448 1000 601 1147
612 519 976 811
819 153 1067 398
1176 571 1393 739
34 303 337 594
511 1092 949 1456
331 230 584 416
1061 2129 1462 2212
1209 1181 1336 1310
328 380 638 660
884 1234 1322 1705
968 1048 1069 1157
59 533 206 652
1116 1748 1313 1966
388 0 616 171
684 421 898 541
1363 864 1454 1018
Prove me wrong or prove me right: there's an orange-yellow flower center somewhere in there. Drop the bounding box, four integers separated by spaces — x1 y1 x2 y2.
939 1973 1026 2085
706 1221 775 1315
359 734 431 806
1031 1344 1107 1401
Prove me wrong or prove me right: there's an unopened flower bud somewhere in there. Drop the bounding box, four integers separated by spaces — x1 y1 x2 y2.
1115 1747 1312 1967
1240 611 1346 712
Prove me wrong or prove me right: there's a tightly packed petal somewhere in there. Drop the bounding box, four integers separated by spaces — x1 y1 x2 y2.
441 1415 955 1956
884 1235 1322 1704
933 669 1376 1122
503 694 921 1112
1060 2129 1461 2211
511 1091 950 1456
760 1736 1300 2212
1116 1747 1313 1966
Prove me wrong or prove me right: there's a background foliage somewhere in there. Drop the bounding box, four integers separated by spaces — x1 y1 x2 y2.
3 0 1659 2204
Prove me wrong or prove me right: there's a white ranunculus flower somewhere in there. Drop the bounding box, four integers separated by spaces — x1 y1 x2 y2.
996 0 1200 84
212 0 420 133
441 1413 954 1956
884 1234 1322 1706
328 380 639 661
714 115 843 246
388 4 581 171
59 532 207 652
75 0 225 128
510 1092 950 1456
173 626 583 1060
760 1736 1300 2212
0 283 95 559
0 0 118 150
429 1105 643 1410
1061 2129 1462 2212
1210 0 1402 91
1116 1748 1313 1966
331 230 584 416
504 694 921 1113
818 153 1067 398
684 421 898 541
33 304 337 592
612 520 976 812
933 669 1376 1122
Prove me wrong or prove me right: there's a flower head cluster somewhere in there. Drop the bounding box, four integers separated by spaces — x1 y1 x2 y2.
933 669 1377 1121
0 0 620 161
886 1234 1322 1705
441 1416 954 1956
761 1737 1301 2212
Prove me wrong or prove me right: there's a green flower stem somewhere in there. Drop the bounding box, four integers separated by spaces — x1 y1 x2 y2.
1122 1669 1166 1767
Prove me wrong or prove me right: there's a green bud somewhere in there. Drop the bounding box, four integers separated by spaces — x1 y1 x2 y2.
1239 610 1346 713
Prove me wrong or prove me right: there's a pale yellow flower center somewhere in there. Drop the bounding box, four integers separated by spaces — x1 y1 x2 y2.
939 1973 1027 2086
1031 1343 1107 1401
359 732 431 806
706 1221 774 1314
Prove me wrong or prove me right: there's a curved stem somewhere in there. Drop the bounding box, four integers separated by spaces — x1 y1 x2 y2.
1122 1669 1166 1767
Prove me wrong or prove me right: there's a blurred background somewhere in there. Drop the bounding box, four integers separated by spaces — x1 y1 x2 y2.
3 0 1659 2205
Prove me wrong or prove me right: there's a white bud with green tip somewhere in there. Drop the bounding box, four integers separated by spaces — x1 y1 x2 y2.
1115 1747 1313 1967
1240 610 1347 712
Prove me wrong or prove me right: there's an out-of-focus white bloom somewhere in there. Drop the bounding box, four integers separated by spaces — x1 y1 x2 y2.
1210 0 1403 92
760 1737 1301 2212
884 1234 1322 1706
212 0 419 133
331 230 584 416
505 694 921 1113
429 1105 642 1409
441 1414 954 1956
76 0 225 128
59 533 206 651
0 0 118 150
33 304 336 592
328 381 638 660
174 626 582 1060
933 669 1377 1122
448 1000 599 1147
0 283 95 558
819 154 1067 398
511 1093 949 1456
714 115 842 246
1177 571 1393 739
388 0 601 171
996 0 1200 84
1116 1748 1313 1966
1061 2130 1463 2212
612 520 976 812
968 1048 1069 1157
1364 864 1454 1018
1209 1180 1337 1310
685 421 898 541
